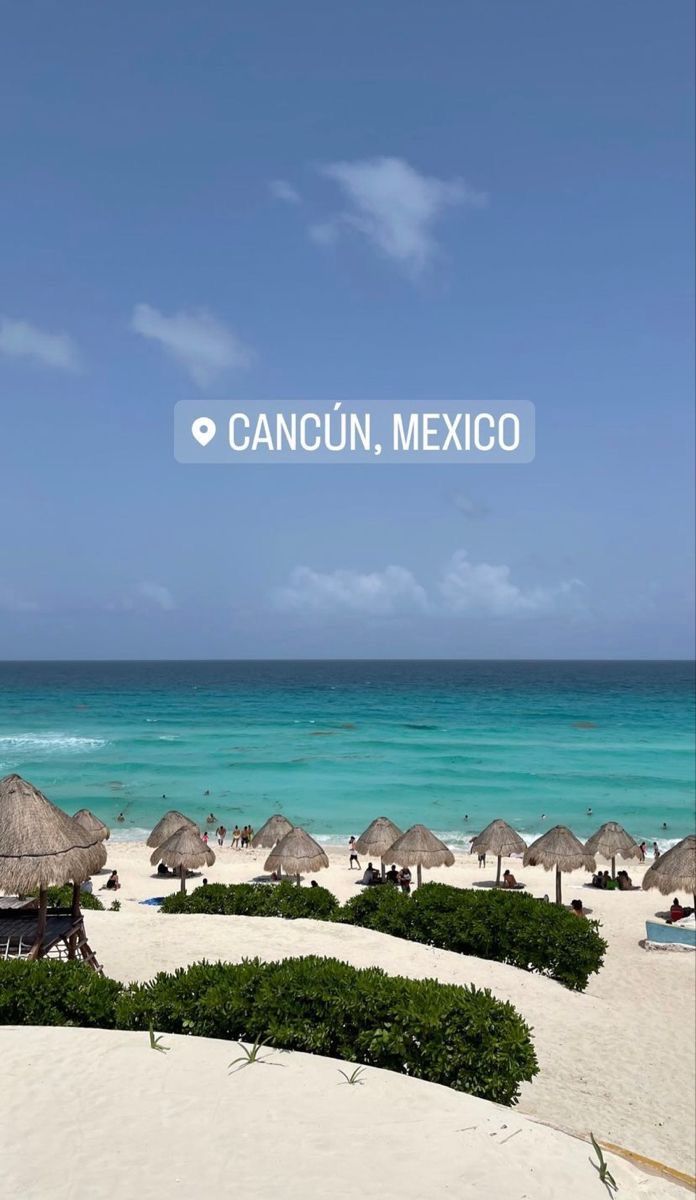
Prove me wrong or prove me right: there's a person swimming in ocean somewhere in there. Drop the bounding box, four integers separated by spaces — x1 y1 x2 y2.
587 807 593 816
116 812 125 823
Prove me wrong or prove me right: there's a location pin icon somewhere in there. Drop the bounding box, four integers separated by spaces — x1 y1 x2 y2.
191 417 216 447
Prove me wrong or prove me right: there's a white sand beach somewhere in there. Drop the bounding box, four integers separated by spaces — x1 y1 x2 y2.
64 839 696 1184
0 1024 690 1200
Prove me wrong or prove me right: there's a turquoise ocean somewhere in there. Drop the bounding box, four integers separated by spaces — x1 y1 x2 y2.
0 661 693 849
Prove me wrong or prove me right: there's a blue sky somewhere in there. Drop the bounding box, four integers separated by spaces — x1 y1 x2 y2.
0 1 693 659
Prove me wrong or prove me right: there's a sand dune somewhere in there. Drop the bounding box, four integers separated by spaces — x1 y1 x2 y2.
75 840 696 1177
0 1025 688 1200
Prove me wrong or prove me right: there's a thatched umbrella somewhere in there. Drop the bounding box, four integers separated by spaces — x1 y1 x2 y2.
523 825 595 904
251 814 294 849
642 835 696 909
470 819 527 884
146 810 198 849
0 774 107 956
73 808 110 842
385 824 454 888
585 821 641 879
150 826 215 893
264 827 329 885
355 816 403 879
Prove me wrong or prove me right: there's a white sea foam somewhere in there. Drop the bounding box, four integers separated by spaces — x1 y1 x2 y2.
0 733 107 754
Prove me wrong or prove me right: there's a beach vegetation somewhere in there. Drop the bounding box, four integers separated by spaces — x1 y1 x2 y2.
0 955 538 1105
115 956 538 1105
27 885 105 911
160 880 340 920
0 959 120 1027
341 883 606 991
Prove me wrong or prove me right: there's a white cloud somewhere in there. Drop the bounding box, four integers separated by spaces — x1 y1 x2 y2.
108 582 176 612
273 552 583 620
439 551 583 617
0 317 81 372
135 582 175 611
0 585 40 613
448 491 489 519
131 304 252 388
315 156 486 273
270 179 301 204
274 565 428 616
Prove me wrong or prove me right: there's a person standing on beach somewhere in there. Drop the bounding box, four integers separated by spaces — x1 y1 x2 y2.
216 824 226 847
653 842 660 859
231 825 241 849
348 836 361 870
399 866 412 894
638 841 646 861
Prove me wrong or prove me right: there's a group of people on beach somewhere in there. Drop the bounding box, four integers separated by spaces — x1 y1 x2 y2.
591 869 634 890
200 822 255 849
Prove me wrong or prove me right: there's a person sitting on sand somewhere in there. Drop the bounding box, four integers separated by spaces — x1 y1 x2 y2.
80 877 93 894
385 863 399 885
310 880 319 888
231 825 241 849
156 862 170 876
399 867 412 894
617 870 633 890
670 898 686 922
570 899 585 917
591 869 603 888
502 869 518 889
104 870 120 890
361 862 380 886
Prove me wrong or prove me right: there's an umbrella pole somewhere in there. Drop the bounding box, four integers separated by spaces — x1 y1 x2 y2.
296 874 300 887
381 861 385 880
555 867 562 905
611 855 616 880
68 880 81 960
416 864 422 888
180 864 186 894
496 855 502 885
29 886 48 959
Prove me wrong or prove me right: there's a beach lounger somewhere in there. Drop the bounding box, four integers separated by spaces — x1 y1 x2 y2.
645 920 696 950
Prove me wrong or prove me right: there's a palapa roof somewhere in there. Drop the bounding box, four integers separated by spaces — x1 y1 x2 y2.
355 816 403 859
385 824 455 869
73 808 110 842
251 814 294 848
642 835 696 897
523 825 595 873
0 773 107 892
264 827 329 876
584 821 641 863
470 819 526 858
150 826 216 870
146 810 198 848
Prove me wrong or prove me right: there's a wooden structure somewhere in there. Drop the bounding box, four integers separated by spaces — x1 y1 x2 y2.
0 905 101 969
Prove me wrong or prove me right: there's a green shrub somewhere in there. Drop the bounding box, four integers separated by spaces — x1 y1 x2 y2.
161 881 339 921
0 960 121 1027
340 883 606 991
27 885 104 911
115 956 538 1104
